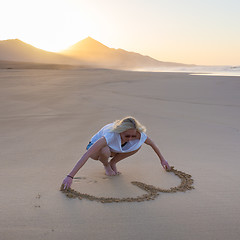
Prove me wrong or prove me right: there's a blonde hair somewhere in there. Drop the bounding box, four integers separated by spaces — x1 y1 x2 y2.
111 116 146 133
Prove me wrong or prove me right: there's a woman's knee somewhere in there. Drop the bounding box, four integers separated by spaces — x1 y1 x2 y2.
90 153 99 160
99 146 111 158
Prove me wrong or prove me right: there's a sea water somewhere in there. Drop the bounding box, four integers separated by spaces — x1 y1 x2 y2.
134 65 240 77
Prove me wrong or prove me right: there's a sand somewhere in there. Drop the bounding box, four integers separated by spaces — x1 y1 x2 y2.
0 67 240 240
60 167 194 203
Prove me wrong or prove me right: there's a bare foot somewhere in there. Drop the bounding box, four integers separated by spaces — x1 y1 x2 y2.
104 164 116 176
110 162 121 175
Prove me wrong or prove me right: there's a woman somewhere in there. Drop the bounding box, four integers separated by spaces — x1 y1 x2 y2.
62 116 170 190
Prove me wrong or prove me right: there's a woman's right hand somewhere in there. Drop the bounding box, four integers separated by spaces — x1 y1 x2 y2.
62 176 73 190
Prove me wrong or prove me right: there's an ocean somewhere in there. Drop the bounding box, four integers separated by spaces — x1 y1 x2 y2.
135 65 240 77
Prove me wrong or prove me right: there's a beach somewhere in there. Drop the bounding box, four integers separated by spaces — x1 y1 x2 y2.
1 67 240 240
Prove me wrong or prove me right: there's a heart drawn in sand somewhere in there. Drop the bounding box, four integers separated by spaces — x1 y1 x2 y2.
60 166 194 203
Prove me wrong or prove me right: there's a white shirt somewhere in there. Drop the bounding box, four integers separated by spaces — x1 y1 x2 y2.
90 123 147 153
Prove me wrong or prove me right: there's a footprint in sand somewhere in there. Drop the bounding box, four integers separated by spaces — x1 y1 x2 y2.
34 193 41 208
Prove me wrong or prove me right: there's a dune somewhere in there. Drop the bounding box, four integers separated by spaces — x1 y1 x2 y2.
1 68 240 240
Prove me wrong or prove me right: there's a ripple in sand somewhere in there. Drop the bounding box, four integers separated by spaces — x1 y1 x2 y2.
60 166 194 203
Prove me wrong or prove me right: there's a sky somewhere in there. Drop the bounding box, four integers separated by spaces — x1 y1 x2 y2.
1 0 240 65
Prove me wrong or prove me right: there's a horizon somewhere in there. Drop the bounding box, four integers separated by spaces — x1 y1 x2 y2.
1 0 240 65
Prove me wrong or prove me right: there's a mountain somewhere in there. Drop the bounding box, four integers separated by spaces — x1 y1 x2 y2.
0 37 192 69
61 37 189 69
61 37 110 58
0 39 80 65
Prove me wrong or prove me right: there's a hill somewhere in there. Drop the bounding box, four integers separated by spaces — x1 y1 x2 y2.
0 39 80 65
61 37 189 69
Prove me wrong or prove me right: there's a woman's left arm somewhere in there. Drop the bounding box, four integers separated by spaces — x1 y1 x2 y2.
144 137 170 170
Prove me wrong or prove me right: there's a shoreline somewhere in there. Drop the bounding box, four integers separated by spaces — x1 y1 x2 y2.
1 60 240 77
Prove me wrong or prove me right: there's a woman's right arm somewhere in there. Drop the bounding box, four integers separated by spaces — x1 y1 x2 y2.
62 137 107 189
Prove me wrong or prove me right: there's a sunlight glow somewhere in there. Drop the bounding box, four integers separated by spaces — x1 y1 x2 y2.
1 0 240 65
1 0 100 52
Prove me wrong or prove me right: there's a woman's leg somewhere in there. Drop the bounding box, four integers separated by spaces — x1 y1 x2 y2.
109 148 140 174
89 146 116 176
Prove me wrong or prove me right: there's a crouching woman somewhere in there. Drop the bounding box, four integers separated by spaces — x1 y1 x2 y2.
62 116 170 190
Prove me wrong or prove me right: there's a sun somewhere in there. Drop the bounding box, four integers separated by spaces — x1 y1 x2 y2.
1 0 98 52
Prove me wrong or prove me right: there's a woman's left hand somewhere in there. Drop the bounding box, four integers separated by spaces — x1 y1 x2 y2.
161 159 170 170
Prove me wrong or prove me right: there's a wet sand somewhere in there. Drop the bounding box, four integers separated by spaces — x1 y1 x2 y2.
1 68 240 240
